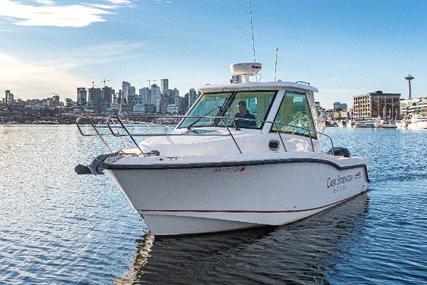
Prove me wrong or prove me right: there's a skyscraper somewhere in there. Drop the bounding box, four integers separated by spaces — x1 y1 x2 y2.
102 86 115 110
188 88 198 108
151 84 161 112
87 87 102 111
160 79 169 95
77 87 87 107
121 81 131 105
139 87 150 105
5 90 14 105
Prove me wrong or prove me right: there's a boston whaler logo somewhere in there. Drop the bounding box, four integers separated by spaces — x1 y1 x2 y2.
327 174 353 193
212 166 246 174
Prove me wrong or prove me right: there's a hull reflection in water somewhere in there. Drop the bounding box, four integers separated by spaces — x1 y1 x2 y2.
115 193 369 284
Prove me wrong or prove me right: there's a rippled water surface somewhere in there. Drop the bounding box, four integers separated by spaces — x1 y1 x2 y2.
0 125 426 284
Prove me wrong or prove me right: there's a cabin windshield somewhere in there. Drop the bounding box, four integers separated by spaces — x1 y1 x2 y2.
178 90 277 129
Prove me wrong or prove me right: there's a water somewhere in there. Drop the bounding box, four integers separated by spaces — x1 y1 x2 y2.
0 125 426 284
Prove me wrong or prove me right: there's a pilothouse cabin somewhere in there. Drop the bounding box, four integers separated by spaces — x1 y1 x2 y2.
142 63 324 156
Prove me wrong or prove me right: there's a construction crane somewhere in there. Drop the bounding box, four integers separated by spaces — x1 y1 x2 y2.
102 79 111 87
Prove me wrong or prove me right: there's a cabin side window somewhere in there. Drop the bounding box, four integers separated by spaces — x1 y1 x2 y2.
271 91 316 138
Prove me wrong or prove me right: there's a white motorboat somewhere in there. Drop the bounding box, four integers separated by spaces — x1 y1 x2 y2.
353 119 376 128
396 120 408 129
76 63 369 236
407 114 427 130
377 119 397 129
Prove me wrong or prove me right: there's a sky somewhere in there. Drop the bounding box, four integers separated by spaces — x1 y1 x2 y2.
0 0 427 108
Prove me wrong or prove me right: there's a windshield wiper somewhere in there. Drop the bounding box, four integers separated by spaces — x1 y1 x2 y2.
187 106 222 132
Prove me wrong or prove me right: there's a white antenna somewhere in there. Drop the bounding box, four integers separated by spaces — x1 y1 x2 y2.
248 0 256 62
274 48 279 82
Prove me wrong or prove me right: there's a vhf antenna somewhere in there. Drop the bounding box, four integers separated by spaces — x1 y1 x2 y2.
248 0 256 63
274 48 279 82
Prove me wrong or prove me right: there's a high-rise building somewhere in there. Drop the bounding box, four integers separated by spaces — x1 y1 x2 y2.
151 84 161 112
5 90 14 105
111 93 119 110
102 86 114 110
180 93 190 114
121 81 131 105
171 88 180 105
188 88 198 108
139 87 150 105
77 87 87 107
160 79 169 95
87 87 103 111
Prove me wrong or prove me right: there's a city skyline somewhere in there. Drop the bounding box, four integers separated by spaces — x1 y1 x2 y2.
1 0 427 108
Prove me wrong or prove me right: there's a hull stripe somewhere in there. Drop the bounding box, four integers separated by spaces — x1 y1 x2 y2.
138 194 362 214
104 157 369 181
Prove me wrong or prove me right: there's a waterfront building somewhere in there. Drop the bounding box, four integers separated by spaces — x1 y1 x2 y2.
332 102 348 119
160 79 169 95
333 102 348 111
5 90 14 105
400 97 427 118
353 91 400 120
77 88 87 107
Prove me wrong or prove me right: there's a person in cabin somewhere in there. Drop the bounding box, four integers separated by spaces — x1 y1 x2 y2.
234 100 256 128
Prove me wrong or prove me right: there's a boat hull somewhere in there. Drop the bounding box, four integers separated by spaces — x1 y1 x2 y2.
407 121 427 130
109 160 368 236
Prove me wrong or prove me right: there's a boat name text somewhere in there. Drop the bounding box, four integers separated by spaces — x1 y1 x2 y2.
327 174 353 189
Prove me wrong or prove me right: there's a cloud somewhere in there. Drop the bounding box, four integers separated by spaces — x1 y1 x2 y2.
0 42 143 99
0 51 86 99
0 0 131 27
37 41 145 67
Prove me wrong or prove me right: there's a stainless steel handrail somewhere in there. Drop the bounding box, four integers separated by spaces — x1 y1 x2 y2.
76 114 335 156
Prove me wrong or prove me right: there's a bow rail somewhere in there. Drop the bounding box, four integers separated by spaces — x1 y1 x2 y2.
76 115 334 156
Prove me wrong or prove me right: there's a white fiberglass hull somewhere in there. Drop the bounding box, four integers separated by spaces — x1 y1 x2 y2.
107 156 369 236
407 121 427 130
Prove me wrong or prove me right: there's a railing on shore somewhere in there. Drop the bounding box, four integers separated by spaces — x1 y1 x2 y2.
76 115 334 156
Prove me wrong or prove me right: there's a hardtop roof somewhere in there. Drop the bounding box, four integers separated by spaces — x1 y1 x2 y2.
198 81 318 93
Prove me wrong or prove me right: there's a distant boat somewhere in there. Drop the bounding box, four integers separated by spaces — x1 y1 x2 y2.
407 114 427 130
354 118 378 128
377 119 397 129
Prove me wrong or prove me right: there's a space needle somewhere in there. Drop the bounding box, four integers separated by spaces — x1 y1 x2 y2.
404 74 415 99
